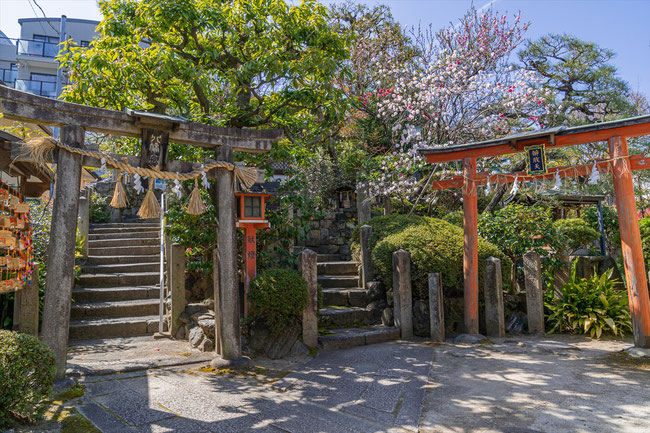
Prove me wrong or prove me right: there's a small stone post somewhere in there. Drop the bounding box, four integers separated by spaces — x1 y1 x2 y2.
170 243 186 338
484 257 505 338
360 225 374 288
13 264 40 336
357 189 372 224
77 192 89 260
523 251 545 335
300 249 318 348
42 124 84 379
392 249 413 338
428 272 444 342
383 196 392 215
211 145 249 368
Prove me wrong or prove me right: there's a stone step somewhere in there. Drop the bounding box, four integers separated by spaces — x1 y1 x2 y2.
317 261 358 276
72 286 159 302
71 298 159 319
318 325 400 351
76 272 160 287
81 262 160 274
87 237 160 248
89 226 160 235
88 231 161 241
87 255 161 265
316 254 342 263
88 245 160 256
318 306 374 328
90 222 159 229
68 315 161 339
317 275 359 288
323 288 368 308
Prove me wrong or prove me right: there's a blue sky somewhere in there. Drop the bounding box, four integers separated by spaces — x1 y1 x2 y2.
1 0 649 97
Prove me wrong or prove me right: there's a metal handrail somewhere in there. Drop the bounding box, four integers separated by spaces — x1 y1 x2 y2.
14 79 57 98
16 39 59 58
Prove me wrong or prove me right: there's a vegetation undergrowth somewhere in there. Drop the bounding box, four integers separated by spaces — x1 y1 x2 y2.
545 264 632 338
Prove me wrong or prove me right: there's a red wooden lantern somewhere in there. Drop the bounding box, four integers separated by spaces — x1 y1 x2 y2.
235 192 270 314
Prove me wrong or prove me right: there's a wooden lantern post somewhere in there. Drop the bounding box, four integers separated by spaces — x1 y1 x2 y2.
235 192 270 314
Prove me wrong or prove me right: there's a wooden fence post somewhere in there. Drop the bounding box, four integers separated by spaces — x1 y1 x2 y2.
392 249 413 338
428 272 444 342
300 249 318 348
41 124 84 379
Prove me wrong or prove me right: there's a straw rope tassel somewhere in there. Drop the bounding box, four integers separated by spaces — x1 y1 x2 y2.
186 178 206 215
110 173 128 208
138 180 162 218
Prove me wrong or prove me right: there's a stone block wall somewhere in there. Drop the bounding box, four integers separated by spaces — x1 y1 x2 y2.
297 207 357 260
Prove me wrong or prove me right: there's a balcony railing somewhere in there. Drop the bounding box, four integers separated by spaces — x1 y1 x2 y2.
16 39 59 58
0 69 17 85
15 79 57 98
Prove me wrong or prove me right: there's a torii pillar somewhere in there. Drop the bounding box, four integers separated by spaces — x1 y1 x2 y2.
609 137 650 348
462 157 479 334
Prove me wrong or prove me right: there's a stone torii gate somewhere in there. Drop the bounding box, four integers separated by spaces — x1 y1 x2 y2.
419 114 650 349
0 85 282 378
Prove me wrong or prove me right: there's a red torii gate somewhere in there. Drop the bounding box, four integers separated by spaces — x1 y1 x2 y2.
419 114 650 348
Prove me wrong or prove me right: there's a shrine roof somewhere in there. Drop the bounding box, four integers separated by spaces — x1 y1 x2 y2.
419 114 650 163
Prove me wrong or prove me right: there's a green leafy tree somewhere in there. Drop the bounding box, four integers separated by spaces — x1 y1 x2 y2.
60 0 348 160
519 33 633 125
478 204 564 288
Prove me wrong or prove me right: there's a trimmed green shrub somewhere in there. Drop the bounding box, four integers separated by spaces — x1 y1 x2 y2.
441 210 464 227
372 218 511 299
248 269 308 336
0 330 55 428
546 264 631 338
89 192 111 224
351 214 429 253
553 218 600 252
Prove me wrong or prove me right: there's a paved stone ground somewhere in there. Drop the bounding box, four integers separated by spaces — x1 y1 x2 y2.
41 336 650 433
420 335 650 433
66 336 216 375
72 340 433 433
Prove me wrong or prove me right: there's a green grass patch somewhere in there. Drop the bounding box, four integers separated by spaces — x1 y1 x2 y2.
53 383 85 402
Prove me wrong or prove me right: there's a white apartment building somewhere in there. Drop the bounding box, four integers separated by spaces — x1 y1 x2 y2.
0 17 98 98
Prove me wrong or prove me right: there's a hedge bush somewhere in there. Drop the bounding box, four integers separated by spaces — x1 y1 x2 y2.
553 218 600 252
0 330 55 428
351 214 429 254
441 210 464 227
371 217 511 299
248 269 308 336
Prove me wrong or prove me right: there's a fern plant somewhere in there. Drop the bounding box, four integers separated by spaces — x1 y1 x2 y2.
545 263 631 338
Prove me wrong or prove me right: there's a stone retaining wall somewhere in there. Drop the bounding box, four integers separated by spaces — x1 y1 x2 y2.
296 207 357 260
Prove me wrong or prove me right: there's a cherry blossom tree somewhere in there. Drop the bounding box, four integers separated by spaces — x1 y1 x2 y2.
358 7 555 199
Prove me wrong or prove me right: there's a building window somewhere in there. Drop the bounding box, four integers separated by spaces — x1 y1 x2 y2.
30 73 57 83
33 35 58 44
80 40 90 47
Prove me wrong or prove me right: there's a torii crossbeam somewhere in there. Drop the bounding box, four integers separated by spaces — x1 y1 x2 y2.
419 114 650 348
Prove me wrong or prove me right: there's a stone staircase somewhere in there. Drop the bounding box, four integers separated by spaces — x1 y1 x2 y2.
69 219 162 340
317 254 398 351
